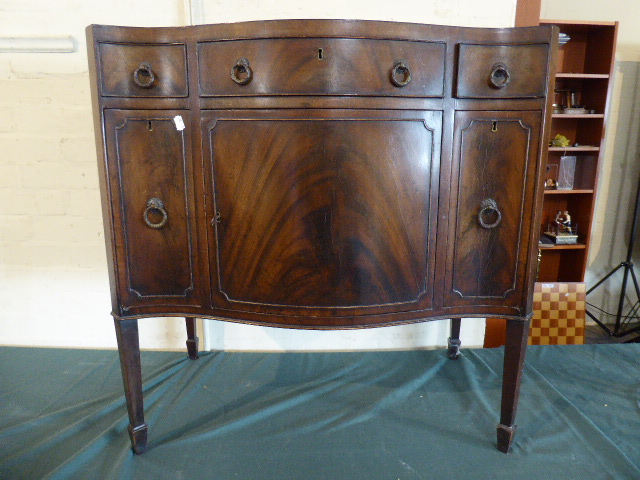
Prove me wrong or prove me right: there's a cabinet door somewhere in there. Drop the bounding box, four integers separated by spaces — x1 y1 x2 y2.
445 111 541 309
104 110 200 310
204 110 440 318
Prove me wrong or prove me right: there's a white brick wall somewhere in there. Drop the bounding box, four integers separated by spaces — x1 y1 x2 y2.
0 0 517 350
0 0 186 348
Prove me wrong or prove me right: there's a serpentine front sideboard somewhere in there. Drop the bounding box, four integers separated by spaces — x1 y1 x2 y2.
87 20 558 454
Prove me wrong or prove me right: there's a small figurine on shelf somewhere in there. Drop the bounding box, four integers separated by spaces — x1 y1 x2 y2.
545 164 558 189
545 210 578 245
563 91 589 115
550 134 571 148
555 210 572 233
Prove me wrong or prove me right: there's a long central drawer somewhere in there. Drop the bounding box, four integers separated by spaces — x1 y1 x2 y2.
197 37 446 97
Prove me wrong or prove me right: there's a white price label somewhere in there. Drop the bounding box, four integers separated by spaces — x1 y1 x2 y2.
173 115 185 131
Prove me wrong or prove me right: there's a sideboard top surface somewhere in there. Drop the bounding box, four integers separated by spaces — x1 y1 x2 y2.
88 19 556 42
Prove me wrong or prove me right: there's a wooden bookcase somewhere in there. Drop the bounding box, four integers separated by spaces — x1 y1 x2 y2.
484 20 618 348
537 20 618 282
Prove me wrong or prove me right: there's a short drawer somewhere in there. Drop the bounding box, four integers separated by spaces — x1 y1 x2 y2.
198 38 445 97
98 43 188 97
456 43 550 98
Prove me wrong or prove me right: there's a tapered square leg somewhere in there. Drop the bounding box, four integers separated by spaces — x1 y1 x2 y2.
496 424 517 453
114 318 148 454
448 317 462 359
497 318 530 453
185 317 199 360
127 423 148 455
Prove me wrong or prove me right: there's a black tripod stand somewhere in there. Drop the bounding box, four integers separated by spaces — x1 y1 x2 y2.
586 175 640 341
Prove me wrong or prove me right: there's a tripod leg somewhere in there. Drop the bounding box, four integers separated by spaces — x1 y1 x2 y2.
586 308 613 336
619 301 640 332
587 263 624 294
613 263 633 336
587 173 640 337
629 266 640 300
616 268 640 334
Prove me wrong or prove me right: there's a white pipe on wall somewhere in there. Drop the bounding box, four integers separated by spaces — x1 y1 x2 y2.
0 36 76 53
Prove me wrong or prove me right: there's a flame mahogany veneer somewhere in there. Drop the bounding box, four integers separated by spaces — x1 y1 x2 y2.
87 20 558 454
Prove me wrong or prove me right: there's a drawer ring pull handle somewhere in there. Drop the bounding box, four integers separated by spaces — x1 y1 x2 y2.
489 62 510 89
478 198 502 229
143 198 168 229
231 57 253 85
390 60 412 87
133 62 156 88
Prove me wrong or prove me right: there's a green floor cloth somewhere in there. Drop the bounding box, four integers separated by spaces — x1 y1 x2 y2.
1 344 639 479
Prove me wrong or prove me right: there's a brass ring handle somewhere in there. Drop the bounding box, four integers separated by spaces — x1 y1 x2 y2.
143 198 168 229
478 198 502 229
390 60 412 87
230 57 253 85
489 62 510 89
133 62 156 88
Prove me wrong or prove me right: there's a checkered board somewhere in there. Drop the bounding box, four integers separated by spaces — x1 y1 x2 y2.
529 282 585 345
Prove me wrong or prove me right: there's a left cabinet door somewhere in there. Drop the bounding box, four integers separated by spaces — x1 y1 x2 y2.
103 110 201 311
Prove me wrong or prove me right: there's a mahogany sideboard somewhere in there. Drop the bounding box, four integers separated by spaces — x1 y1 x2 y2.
86 20 558 454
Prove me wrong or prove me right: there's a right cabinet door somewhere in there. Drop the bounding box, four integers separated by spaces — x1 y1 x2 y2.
445 110 542 309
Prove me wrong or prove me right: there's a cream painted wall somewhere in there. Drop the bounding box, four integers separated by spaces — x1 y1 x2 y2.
0 0 517 351
541 1 640 329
